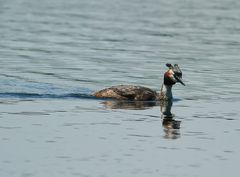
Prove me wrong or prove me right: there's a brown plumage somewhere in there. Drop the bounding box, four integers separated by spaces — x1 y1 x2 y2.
93 85 158 101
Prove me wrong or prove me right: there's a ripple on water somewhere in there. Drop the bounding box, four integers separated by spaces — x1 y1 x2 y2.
193 114 236 120
62 123 85 127
0 126 22 129
186 147 207 152
184 131 208 137
127 134 152 138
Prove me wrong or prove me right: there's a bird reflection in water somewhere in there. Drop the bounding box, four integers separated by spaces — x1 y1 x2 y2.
101 99 181 139
160 100 181 139
101 100 158 110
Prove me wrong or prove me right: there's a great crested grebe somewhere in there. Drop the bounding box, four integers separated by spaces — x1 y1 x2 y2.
92 63 185 101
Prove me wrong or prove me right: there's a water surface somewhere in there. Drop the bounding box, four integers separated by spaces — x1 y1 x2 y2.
0 0 240 177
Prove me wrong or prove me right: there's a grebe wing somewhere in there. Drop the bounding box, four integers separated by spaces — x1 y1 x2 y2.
111 85 157 100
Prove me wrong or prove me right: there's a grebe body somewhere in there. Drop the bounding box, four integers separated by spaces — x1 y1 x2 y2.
93 85 158 101
92 64 185 101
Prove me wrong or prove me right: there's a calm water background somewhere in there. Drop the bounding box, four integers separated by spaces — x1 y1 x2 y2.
0 0 240 177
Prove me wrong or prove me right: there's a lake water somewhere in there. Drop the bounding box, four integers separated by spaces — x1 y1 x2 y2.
0 0 240 177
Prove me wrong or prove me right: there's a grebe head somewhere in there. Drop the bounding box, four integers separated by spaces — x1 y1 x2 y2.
164 63 185 86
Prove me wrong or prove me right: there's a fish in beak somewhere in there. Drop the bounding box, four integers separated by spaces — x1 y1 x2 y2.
175 75 185 86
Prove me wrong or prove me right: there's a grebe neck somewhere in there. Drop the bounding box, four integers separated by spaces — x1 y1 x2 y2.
160 84 173 100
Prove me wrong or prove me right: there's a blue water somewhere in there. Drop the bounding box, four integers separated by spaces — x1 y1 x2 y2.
1 0 240 177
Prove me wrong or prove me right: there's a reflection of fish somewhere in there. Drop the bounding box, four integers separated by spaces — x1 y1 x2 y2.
162 118 181 130
92 64 185 101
